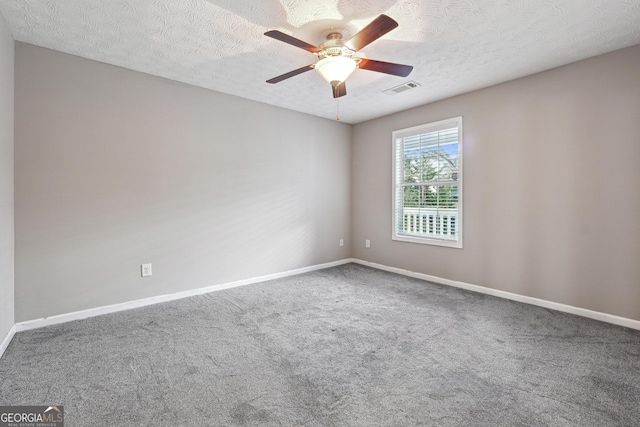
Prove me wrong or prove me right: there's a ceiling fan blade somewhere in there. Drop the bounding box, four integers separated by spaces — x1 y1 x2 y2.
332 82 347 98
346 14 399 51
358 58 413 77
264 30 320 53
266 64 315 84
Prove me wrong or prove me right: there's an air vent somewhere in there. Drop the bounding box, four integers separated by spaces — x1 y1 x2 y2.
383 81 421 96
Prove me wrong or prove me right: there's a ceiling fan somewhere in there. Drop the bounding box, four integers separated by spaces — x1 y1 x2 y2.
264 15 413 98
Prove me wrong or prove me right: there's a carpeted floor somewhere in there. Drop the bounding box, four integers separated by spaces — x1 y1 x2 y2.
1 263 639 426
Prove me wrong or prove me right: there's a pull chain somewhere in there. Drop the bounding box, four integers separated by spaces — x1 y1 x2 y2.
336 93 340 121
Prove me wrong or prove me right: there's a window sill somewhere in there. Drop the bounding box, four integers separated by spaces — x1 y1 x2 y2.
393 234 463 249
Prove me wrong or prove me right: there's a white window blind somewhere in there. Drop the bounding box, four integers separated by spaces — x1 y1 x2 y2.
392 117 463 248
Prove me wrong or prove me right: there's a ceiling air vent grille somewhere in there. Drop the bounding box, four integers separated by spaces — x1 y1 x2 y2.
383 81 420 95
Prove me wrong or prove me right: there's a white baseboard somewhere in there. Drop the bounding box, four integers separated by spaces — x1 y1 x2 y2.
9 257 640 338
352 259 640 331
0 324 16 359
14 258 353 333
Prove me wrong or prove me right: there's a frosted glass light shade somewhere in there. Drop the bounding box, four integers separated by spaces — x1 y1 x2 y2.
315 56 357 84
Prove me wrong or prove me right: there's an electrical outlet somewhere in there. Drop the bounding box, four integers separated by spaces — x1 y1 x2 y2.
365 239 370 248
141 263 152 277
340 239 344 247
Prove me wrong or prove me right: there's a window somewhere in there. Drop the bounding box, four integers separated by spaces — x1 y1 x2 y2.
392 116 463 248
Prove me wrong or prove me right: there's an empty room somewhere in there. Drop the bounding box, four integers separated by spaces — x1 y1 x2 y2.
1 0 639 425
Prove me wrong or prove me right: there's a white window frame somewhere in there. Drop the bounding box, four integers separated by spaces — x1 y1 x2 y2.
392 116 463 248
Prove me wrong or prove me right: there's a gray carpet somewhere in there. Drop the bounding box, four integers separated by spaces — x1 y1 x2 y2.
1 263 639 426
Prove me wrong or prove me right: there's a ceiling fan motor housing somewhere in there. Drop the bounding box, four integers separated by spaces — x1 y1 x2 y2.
317 32 357 60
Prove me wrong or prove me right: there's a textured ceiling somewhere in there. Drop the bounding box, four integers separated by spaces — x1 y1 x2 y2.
1 0 639 123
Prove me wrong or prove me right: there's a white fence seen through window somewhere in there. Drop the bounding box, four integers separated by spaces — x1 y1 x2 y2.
401 208 458 240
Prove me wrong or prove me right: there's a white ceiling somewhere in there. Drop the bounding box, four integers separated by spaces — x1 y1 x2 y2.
1 0 639 124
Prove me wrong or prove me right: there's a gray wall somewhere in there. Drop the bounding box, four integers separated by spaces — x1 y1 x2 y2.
15 43 351 322
11 40 640 325
352 45 640 321
0 14 14 340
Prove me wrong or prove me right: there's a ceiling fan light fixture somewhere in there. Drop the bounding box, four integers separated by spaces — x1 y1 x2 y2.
314 56 357 85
